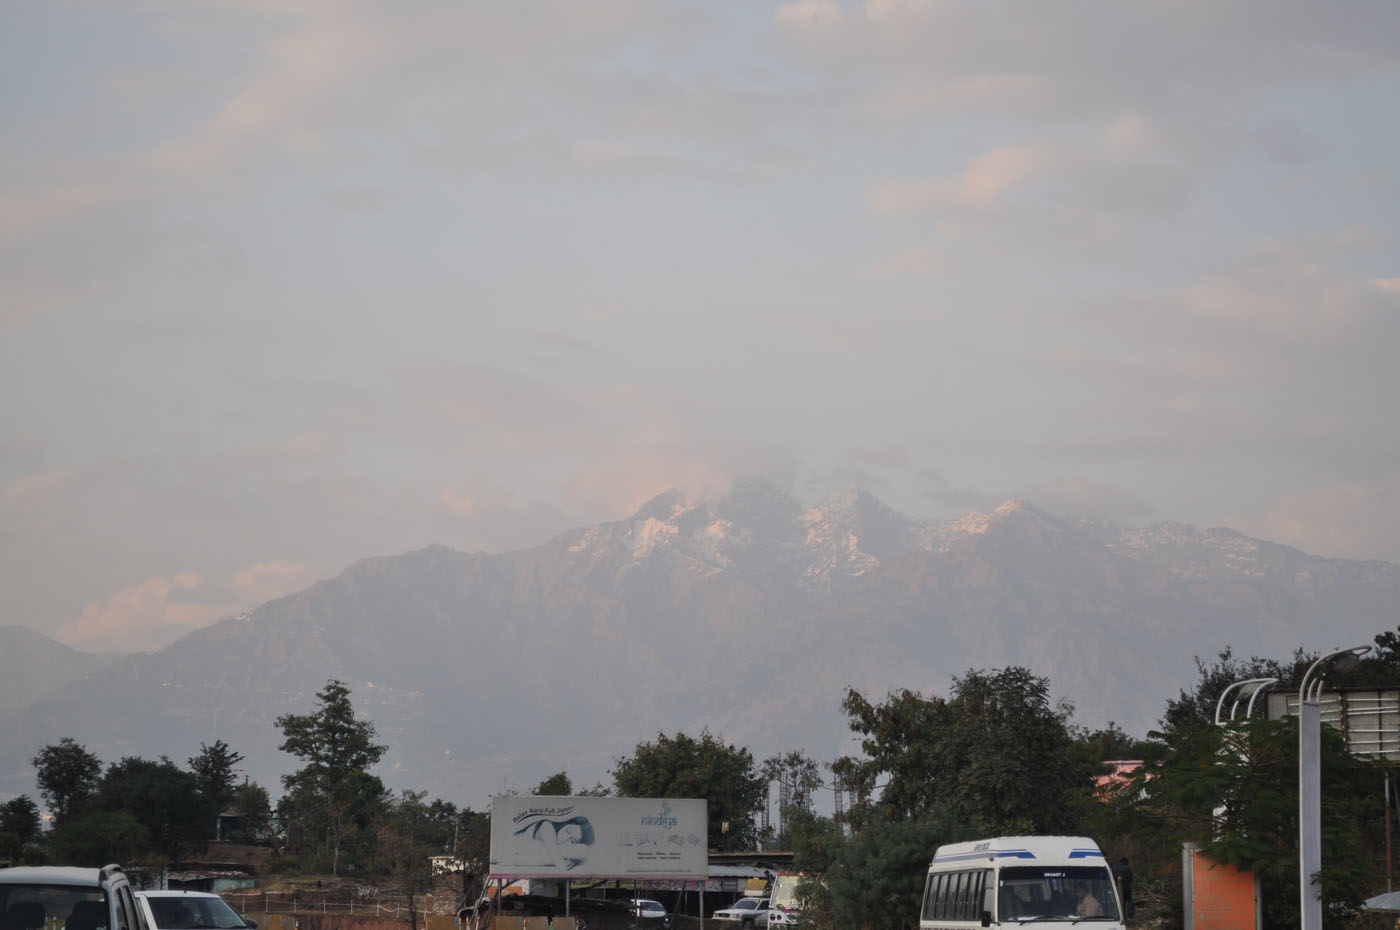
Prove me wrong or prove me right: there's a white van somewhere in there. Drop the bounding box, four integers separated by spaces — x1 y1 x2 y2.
920 836 1124 929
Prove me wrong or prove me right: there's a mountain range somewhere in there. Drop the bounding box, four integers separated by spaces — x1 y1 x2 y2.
2 477 1395 809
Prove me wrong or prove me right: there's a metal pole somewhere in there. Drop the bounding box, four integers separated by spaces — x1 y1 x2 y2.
1299 699 1322 930
1298 645 1370 930
1182 843 1196 930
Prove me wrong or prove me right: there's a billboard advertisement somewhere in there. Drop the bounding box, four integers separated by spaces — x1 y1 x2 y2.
489 796 708 880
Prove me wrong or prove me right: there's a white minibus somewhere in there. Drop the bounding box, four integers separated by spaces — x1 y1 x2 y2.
920 836 1125 929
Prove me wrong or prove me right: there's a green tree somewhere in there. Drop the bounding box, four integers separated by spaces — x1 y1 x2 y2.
832 688 945 828
1159 647 1305 736
1324 624 1400 690
1120 715 1382 930
377 791 436 929
276 777 329 864
834 667 1092 835
276 679 388 875
0 795 43 862
188 740 245 811
788 808 845 875
533 772 572 796
279 760 389 872
611 730 766 852
31 737 102 825
231 782 273 843
376 792 466 926
1069 721 1155 764
819 809 964 930
455 808 492 878
96 756 210 858
47 809 152 866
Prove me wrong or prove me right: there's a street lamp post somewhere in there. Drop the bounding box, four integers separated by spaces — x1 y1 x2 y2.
1298 645 1370 930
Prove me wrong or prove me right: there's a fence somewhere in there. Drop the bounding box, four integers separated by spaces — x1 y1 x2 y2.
231 892 444 920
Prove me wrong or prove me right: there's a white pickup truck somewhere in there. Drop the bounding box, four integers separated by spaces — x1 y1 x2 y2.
713 897 769 928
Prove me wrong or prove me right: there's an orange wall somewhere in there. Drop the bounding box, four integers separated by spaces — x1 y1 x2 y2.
1190 851 1256 930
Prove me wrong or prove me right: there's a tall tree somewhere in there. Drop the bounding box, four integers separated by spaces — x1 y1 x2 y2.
834 667 1092 835
611 730 766 852
188 740 245 811
0 795 43 862
832 687 948 829
31 737 102 825
377 791 461 929
276 679 387 875
96 756 210 858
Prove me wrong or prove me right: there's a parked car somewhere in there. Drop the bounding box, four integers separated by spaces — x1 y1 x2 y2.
135 891 256 930
0 864 140 930
713 897 769 928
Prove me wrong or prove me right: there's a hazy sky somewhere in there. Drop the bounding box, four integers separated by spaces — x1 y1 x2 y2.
4 1 1398 653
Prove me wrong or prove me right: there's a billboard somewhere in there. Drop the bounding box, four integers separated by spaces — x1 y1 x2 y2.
489 796 708 880
1266 689 1400 760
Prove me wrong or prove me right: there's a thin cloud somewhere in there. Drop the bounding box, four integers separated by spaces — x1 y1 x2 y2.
773 0 844 29
1 471 69 507
60 573 220 652
60 559 317 653
868 143 1051 214
228 560 312 605
774 0 1400 119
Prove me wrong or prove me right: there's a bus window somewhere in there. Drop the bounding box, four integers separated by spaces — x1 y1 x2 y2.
998 867 1120 920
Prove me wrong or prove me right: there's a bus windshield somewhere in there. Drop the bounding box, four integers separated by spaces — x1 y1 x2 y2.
997 866 1120 921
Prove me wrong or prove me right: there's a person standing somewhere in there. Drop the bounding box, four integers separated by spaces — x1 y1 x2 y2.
1112 857 1134 919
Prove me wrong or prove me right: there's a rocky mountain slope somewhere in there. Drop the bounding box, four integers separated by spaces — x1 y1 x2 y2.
1 478 1394 806
0 626 122 716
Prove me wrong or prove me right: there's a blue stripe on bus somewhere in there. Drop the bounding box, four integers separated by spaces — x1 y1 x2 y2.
931 849 1105 864
930 850 1037 863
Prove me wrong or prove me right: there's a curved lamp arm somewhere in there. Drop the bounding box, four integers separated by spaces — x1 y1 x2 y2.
1298 645 1371 704
1214 678 1280 725
1243 678 1279 718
